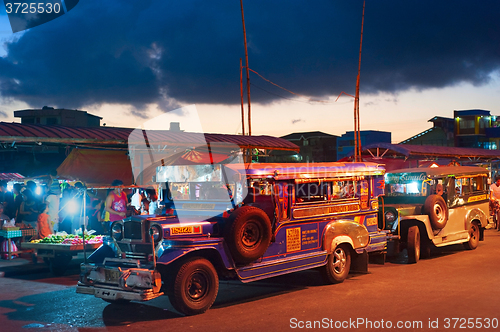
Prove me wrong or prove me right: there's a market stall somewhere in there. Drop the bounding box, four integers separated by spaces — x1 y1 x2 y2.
22 233 103 275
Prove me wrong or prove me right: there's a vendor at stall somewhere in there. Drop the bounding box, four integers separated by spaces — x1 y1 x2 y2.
37 202 51 239
104 179 127 229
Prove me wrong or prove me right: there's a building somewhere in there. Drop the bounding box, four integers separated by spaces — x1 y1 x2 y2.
279 131 338 162
14 106 102 127
336 130 391 160
400 116 454 146
400 109 500 150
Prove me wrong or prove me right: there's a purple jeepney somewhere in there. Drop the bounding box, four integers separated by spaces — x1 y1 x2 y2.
77 162 385 315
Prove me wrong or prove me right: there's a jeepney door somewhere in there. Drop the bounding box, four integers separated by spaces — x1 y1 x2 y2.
275 181 291 222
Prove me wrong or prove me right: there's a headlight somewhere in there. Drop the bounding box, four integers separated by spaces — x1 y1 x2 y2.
385 211 396 223
111 222 123 241
149 224 162 243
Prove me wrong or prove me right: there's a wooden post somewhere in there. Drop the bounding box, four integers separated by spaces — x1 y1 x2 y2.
240 0 252 136
240 58 245 136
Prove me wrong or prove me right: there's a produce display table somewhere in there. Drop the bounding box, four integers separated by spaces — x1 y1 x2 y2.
22 242 101 275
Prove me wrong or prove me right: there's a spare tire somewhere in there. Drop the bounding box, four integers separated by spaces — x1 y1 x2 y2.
225 206 272 264
424 194 448 229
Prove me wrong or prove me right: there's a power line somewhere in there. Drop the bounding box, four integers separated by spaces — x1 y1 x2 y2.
248 68 338 104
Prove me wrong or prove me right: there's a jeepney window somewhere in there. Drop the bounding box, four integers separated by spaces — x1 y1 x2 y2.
455 178 463 196
386 182 424 196
170 183 190 200
296 182 328 202
250 180 272 196
462 178 470 194
331 181 341 198
470 176 486 192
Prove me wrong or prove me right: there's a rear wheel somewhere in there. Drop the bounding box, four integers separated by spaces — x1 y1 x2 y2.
321 244 351 284
169 257 219 316
407 226 420 264
463 222 480 250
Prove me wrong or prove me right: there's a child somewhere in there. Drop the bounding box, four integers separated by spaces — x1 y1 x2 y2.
37 202 51 239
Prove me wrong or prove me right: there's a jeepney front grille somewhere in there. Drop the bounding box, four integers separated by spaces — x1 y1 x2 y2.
124 221 142 240
117 243 152 260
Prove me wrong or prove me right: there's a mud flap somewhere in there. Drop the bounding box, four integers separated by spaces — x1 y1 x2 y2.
350 250 368 273
369 252 386 265
386 239 401 258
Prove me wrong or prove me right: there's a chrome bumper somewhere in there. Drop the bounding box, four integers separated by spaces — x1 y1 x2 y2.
76 283 163 301
77 258 163 302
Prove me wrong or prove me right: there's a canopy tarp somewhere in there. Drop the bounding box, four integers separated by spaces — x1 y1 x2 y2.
57 149 133 186
0 173 24 181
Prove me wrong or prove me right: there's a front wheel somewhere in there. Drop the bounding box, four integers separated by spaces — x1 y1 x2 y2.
407 226 420 264
321 244 351 284
463 222 480 250
169 257 219 316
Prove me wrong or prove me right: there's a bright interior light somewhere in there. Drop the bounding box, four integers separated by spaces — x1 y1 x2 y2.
35 186 42 196
407 182 420 194
67 199 78 214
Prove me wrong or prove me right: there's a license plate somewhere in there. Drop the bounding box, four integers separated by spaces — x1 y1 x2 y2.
104 269 120 283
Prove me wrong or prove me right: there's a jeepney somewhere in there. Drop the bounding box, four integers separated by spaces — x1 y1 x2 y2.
77 162 385 315
379 166 489 263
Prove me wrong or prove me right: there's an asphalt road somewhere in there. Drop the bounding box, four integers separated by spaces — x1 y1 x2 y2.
1 229 500 331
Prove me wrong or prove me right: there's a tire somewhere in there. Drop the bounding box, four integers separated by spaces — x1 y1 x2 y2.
424 195 448 229
169 258 219 316
421 240 432 259
407 226 420 264
225 206 272 264
321 244 351 284
463 222 480 250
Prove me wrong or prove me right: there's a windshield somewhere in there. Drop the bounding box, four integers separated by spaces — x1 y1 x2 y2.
158 164 246 203
385 172 430 197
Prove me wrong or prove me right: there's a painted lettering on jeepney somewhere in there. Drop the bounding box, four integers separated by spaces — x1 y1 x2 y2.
468 194 487 203
360 180 369 209
366 217 378 226
181 203 216 210
301 228 318 246
386 172 427 184
293 203 360 218
286 227 301 252
170 226 203 235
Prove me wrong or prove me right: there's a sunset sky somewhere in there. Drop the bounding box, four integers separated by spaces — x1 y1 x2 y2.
0 1 499 143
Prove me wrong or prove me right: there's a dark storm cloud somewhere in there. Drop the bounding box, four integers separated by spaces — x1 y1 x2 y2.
0 0 498 110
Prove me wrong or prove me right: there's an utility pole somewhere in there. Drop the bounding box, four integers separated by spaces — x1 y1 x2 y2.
354 0 365 162
240 0 252 136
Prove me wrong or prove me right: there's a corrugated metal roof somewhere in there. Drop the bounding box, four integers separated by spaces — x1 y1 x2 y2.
361 143 500 159
0 122 299 151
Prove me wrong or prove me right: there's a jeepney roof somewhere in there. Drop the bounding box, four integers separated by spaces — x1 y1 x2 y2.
386 166 489 178
226 162 385 180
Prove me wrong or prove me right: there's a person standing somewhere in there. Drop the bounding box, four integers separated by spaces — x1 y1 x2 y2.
19 181 40 230
490 175 500 231
105 180 127 229
37 203 51 239
45 179 61 233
